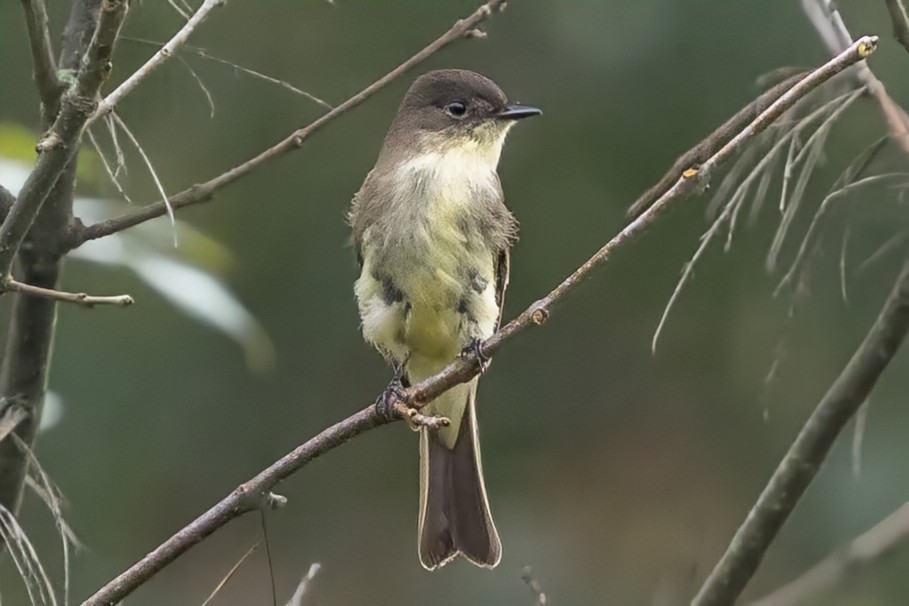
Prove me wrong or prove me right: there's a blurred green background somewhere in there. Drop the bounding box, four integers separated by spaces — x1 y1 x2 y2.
2 1 909 604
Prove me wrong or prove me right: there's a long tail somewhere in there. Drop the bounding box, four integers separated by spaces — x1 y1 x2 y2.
417 379 501 570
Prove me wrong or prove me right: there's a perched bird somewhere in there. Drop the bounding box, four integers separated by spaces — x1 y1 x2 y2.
349 69 539 570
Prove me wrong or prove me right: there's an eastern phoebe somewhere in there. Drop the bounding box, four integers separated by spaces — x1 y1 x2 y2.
349 69 539 570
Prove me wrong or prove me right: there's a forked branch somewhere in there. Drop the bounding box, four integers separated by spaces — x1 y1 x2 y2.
70 0 510 246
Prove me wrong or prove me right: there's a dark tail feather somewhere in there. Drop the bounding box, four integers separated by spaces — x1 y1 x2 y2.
418 389 501 570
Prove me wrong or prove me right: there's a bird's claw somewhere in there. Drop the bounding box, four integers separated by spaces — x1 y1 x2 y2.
461 338 490 373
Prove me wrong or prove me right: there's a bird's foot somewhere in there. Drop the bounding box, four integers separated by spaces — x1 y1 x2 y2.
374 374 408 422
374 368 450 430
461 338 491 373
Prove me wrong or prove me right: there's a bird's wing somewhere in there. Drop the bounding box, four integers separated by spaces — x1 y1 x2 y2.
494 249 510 332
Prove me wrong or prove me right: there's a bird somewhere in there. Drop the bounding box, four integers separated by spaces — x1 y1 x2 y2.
349 69 539 570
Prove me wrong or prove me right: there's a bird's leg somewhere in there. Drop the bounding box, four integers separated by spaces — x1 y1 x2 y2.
373 361 451 430
461 337 490 373
374 361 409 421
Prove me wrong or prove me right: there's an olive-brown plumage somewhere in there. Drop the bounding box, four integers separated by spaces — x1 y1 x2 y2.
349 69 539 569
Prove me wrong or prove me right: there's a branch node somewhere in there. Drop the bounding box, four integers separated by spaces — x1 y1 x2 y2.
35 132 63 153
393 402 450 430
465 28 487 39
858 35 880 58
531 306 549 325
266 492 288 509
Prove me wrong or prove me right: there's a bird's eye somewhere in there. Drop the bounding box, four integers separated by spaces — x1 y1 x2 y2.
445 101 468 117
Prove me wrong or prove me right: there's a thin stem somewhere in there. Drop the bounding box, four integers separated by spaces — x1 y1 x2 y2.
884 0 909 54
71 0 510 246
19 0 63 119
1 278 133 308
89 0 225 124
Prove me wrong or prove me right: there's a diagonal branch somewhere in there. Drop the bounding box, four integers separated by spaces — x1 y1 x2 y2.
0 0 128 280
88 0 225 125
70 0 510 247
692 261 909 606
81 36 877 606
804 0 909 155
749 503 909 606
2 277 133 308
626 70 809 219
20 0 63 120
884 0 909 54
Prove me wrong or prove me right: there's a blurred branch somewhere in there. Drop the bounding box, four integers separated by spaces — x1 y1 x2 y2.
749 503 909 606
20 0 63 121
692 261 909 606
81 36 876 606
627 71 808 219
803 0 909 155
1 277 133 308
0 185 13 222
522 565 548 606
884 0 909 54
89 0 225 126
70 0 510 247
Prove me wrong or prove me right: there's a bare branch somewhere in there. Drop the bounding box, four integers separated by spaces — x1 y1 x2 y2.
89 0 225 125
749 503 909 606
71 0 511 246
285 563 321 606
199 538 261 606
2 277 134 308
627 71 809 219
109 111 177 235
19 0 63 118
0 404 28 444
884 0 909 54
81 37 875 606
521 566 548 606
0 185 14 222
0 0 128 278
692 261 909 606
804 0 909 155
122 36 332 110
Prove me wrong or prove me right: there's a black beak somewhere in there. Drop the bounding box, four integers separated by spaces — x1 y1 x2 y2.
498 104 542 120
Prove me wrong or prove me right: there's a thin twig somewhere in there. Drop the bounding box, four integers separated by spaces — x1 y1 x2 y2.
19 0 63 118
804 0 909 155
692 261 909 606
521 566 548 606
71 0 511 246
177 56 215 118
86 128 132 203
627 71 809 219
0 405 29 444
285 563 321 606
109 111 177 236
122 36 332 110
199 538 261 606
80 37 876 606
884 0 909 54
89 0 225 125
2 277 134 308
0 0 129 278
749 503 909 606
